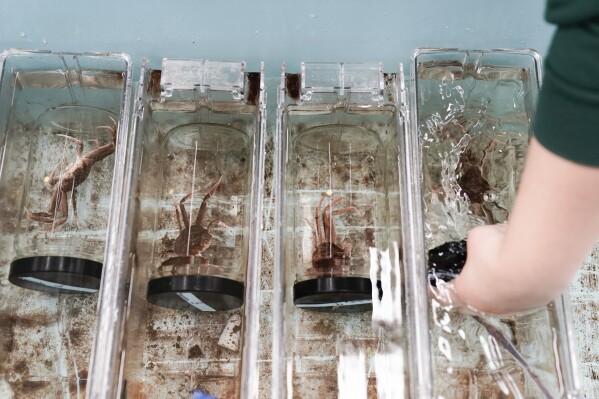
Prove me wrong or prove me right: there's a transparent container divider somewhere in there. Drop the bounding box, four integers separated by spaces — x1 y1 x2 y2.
87 58 266 399
0 49 131 398
411 48 581 398
272 61 430 398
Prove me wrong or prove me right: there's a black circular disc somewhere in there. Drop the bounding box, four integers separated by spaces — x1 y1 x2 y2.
293 277 382 313
427 240 467 286
8 256 103 294
147 275 244 312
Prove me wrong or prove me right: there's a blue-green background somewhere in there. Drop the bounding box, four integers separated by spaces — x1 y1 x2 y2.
0 0 553 76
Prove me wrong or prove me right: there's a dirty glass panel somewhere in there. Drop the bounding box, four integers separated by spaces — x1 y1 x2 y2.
413 49 579 398
0 50 131 398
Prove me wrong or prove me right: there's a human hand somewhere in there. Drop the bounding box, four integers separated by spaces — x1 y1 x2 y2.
450 223 510 314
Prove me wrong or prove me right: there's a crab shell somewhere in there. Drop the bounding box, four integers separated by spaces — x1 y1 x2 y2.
173 225 212 256
312 242 350 269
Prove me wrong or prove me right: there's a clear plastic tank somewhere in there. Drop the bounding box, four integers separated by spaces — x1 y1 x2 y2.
272 62 429 398
86 58 266 399
412 48 580 398
0 49 131 398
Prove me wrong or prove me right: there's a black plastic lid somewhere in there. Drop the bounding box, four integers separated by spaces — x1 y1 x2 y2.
293 277 382 313
147 275 244 312
427 240 467 286
8 256 103 294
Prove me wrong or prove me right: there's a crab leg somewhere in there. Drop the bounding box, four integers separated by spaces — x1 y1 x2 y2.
322 197 343 243
71 187 80 229
325 206 358 243
195 176 223 227
206 219 228 229
322 198 356 243
27 185 61 222
173 198 184 232
176 176 223 229
48 189 69 231
85 121 118 162
314 196 325 245
177 196 191 229
305 218 318 252
56 134 84 156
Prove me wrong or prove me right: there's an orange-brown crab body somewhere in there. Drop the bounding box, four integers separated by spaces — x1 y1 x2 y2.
161 176 225 272
27 121 117 230
312 242 349 269
308 196 356 271
173 225 213 256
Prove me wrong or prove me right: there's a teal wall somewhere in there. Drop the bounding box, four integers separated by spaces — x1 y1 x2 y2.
1 0 553 76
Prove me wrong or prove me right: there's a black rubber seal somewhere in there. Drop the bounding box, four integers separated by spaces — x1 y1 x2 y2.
427 240 467 286
8 256 102 294
147 275 245 312
293 277 382 313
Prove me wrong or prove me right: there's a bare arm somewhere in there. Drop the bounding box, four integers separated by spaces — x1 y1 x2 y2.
452 138 599 315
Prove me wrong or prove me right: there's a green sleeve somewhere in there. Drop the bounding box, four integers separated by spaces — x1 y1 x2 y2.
545 0 599 25
533 22 599 166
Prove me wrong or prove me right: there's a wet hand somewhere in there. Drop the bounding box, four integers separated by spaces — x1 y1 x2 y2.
451 223 511 314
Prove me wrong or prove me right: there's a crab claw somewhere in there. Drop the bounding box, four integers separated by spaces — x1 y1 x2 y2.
97 116 118 144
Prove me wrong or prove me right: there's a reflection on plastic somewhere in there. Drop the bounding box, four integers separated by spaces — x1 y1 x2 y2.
18 276 98 293
431 282 555 397
177 292 216 312
370 244 402 327
471 315 554 398
374 347 406 398
338 349 367 399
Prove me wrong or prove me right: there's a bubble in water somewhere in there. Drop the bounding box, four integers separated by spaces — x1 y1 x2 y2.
483 191 496 202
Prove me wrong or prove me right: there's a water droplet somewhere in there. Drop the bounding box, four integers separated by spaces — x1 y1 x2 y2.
309 13 316 19
254 30 259 34
19 32 26 37
42 37 47 44
483 191 496 202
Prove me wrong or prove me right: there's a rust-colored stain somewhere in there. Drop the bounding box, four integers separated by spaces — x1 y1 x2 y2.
285 73 301 100
246 72 261 106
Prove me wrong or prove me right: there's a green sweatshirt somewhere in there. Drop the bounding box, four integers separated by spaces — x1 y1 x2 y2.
533 0 599 166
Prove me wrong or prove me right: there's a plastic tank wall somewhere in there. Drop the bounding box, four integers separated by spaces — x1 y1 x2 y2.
3 0 599 398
